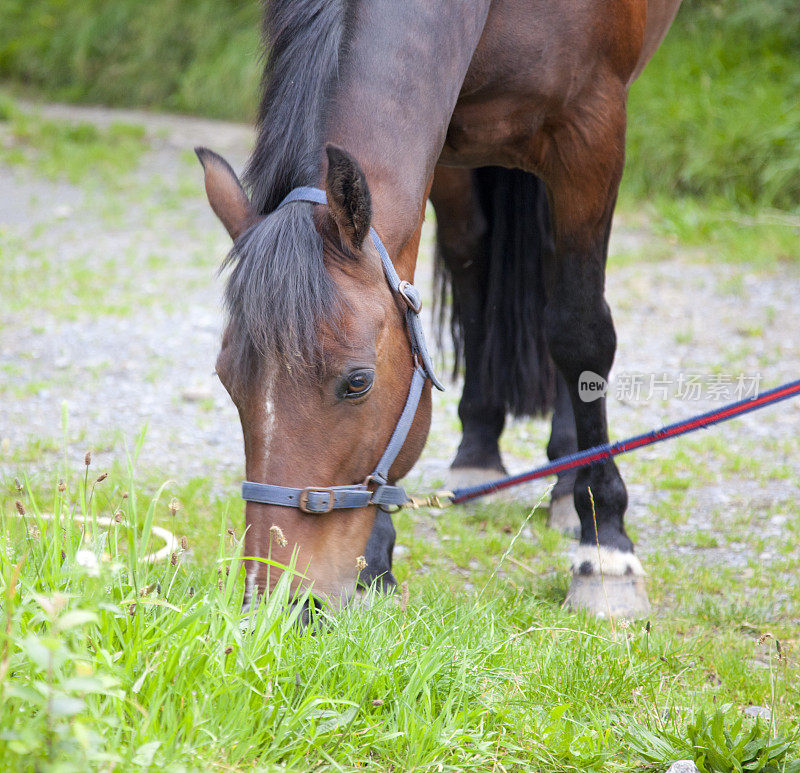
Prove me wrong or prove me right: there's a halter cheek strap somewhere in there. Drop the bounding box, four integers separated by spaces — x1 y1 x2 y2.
240 186 443 514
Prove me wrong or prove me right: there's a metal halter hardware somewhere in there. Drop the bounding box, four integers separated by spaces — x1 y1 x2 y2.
240 185 443 515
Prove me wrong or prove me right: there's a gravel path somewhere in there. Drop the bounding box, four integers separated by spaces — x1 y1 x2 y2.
1 103 798 568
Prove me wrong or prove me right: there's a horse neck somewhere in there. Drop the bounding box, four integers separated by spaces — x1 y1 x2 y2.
322 0 491 278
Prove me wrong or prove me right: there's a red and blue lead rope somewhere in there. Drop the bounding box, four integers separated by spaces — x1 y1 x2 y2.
450 378 800 505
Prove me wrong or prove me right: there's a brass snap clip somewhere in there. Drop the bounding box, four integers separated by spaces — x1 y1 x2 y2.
408 490 454 510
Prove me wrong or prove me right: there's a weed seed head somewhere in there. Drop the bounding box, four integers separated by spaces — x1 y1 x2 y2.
401 580 410 612
58 479 66 492
170 552 178 566
269 525 287 547
85 451 92 466
355 555 367 572
96 473 107 483
13 477 22 491
15 500 25 516
180 535 188 550
35 592 67 617
168 498 181 515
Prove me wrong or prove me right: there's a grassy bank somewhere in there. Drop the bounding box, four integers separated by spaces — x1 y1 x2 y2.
0 0 261 121
0 0 798 213
2 463 799 771
624 0 800 212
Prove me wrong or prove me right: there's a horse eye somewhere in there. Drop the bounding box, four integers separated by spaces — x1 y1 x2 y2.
344 370 374 399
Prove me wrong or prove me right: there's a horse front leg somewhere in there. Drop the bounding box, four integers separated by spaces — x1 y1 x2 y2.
546 372 580 538
539 92 650 617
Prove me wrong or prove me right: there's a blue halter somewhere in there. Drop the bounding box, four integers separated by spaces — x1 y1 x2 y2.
240 186 443 514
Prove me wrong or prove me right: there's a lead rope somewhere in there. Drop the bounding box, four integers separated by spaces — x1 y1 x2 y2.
244 192 800 513
411 377 800 508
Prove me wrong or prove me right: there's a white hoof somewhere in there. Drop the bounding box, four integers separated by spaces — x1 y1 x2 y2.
564 545 651 618
546 494 580 539
570 545 646 577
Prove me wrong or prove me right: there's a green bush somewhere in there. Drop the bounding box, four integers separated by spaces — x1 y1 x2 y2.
625 0 800 211
0 0 261 120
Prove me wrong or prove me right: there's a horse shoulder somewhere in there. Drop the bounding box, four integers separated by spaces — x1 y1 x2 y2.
442 0 655 168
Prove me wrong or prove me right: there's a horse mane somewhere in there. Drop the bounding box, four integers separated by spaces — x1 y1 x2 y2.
223 0 349 390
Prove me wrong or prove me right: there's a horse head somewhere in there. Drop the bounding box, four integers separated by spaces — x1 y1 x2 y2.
197 145 432 610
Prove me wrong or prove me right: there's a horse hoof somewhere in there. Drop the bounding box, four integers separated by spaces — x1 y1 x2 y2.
564 546 651 618
547 494 580 539
564 573 651 618
445 466 513 503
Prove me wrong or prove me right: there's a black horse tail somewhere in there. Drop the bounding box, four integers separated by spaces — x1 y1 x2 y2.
434 167 556 416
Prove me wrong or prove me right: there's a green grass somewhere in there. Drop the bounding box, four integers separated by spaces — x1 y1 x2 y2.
1 453 799 771
0 230 149 321
0 100 148 184
623 0 800 214
615 195 800 270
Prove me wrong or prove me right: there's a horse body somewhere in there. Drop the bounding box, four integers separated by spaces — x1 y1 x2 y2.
198 0 682 614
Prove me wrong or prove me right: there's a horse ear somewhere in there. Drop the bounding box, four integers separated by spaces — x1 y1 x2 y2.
325 144 372 250
195 147 255 240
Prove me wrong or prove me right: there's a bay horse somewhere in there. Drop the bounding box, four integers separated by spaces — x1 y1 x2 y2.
197 0 683 616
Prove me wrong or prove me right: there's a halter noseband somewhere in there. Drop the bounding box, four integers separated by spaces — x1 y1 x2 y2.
240 185 443 514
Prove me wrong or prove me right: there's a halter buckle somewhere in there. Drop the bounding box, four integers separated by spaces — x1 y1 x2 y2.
397 281 422 313
298 487 335 514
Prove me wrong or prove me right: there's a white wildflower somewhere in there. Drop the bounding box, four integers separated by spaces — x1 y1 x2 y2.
75 549 100 576
0 535 13 563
